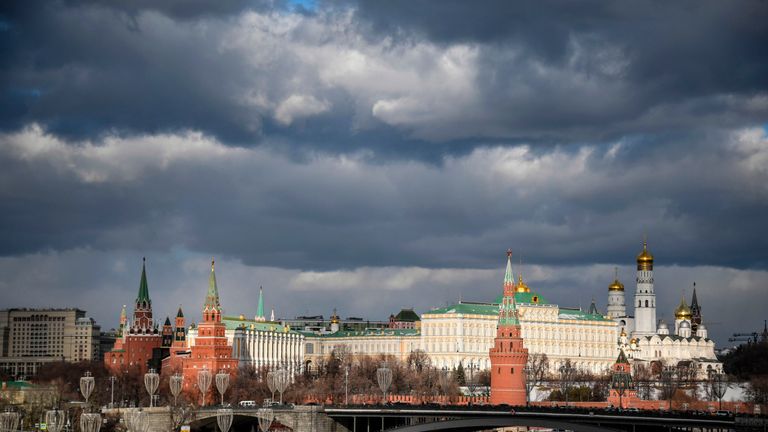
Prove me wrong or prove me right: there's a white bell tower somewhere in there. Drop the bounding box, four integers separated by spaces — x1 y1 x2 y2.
633 239 657 337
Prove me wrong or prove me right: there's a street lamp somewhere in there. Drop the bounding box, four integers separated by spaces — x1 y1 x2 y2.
274 369 290 405
376 363 392 404
215 371 230 407
710 372 728 410
198 368 213 407
45 410 65 432
660 366 678 411
559 364 574 405
80 372 95 408
169 374 184 407
439 368 451 400
344 366 349 406
266 371 276 403
79 413 101 432
144 369 159 408
124 409 149 432
466 362 478 398
256 408 274 432
108 376 117 409
216 409 233 432
0 411 20 432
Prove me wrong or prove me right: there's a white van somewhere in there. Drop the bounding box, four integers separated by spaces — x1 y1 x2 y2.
239 400 256 407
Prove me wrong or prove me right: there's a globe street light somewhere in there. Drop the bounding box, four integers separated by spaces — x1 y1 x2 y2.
198 368 212 407
144 369 159 408
215 371 230 407
256 408 274 432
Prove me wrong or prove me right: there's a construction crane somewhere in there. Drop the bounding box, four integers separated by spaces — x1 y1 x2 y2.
729 332 759 343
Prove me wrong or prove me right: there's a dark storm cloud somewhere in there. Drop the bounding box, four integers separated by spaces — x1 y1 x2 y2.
1 0 766 153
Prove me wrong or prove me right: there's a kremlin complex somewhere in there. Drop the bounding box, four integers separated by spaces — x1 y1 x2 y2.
103 240 722 406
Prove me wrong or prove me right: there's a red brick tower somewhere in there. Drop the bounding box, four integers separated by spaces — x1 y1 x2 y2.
105 258 162 373
490 250 528 406
179 259 238 396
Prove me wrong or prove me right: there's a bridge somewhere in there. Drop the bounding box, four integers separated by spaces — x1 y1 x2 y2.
126 405 746 432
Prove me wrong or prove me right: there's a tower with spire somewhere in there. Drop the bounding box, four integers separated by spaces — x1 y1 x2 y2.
607 268 626 319
633 238 657 337
176 258 238 394
489 249 529 406
173 306 186 348
104 258 162 373
690 283 702 333
255 287 266 322
162 317 174 347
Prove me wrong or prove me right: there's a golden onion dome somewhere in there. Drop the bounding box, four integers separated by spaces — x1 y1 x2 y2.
515 273 531 293
675 296 692 320
620 327 627 337
636 238 654 270
609 278 624 292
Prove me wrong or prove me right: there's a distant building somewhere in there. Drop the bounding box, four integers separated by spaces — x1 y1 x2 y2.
0 308 100 378
302 327 419 369
389 309 420 329
282 314 389 334
104 258 162 373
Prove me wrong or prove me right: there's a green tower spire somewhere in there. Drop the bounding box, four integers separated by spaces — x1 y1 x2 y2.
204 258 221 310
503 249 514 287
136 257 151 305
256 286 265 320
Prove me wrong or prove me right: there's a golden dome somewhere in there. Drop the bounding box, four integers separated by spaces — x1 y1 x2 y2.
609 278 624 292
515 273 530 293
636 238 654 270
675 295 692 320
620 327 627 337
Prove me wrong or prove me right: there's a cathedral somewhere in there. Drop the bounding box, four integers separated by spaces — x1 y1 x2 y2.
608 240 722 377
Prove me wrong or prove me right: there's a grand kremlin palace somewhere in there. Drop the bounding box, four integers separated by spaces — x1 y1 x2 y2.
303 252 618 375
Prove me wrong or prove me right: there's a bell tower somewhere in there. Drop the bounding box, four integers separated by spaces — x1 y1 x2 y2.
633 238 657 337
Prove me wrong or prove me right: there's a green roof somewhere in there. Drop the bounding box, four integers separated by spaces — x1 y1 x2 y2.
2 381 34 389
424 302 499 316
493 291 549 305
222 316 292 333
393 309 420 322
136 258 150 304
558 308 612 322
305 328 419 339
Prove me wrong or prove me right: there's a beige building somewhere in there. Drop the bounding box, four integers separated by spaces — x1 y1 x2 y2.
0 309 101 378
302 328 420 369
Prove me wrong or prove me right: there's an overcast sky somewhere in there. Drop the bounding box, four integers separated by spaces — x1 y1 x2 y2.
1 0 767 347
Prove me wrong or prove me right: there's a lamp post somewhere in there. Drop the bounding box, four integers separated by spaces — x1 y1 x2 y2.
144 368 159 408
344 366 349 406
198 368 212 407
80 372 95 409
266 371 276 403
256 408 274 432
124 409 149 432
710 372 728 410
439 368 451 401
79 413 101 432
215 371 230 407
376 363 392 405
45 410 65 432
169 374 184 407
559 364 574 406
0 410 20 432
216 409 233 432
274 369 290 405
466 362 478 398
108 376 117 409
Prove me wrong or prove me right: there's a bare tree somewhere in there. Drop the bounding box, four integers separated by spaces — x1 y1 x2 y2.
524 353 549 405
632 363 653 400
407 350 431 373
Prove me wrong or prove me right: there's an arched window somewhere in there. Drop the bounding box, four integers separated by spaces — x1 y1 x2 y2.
645 300 649 307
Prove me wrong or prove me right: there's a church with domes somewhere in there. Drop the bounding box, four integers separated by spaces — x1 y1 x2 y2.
608 240 722 377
